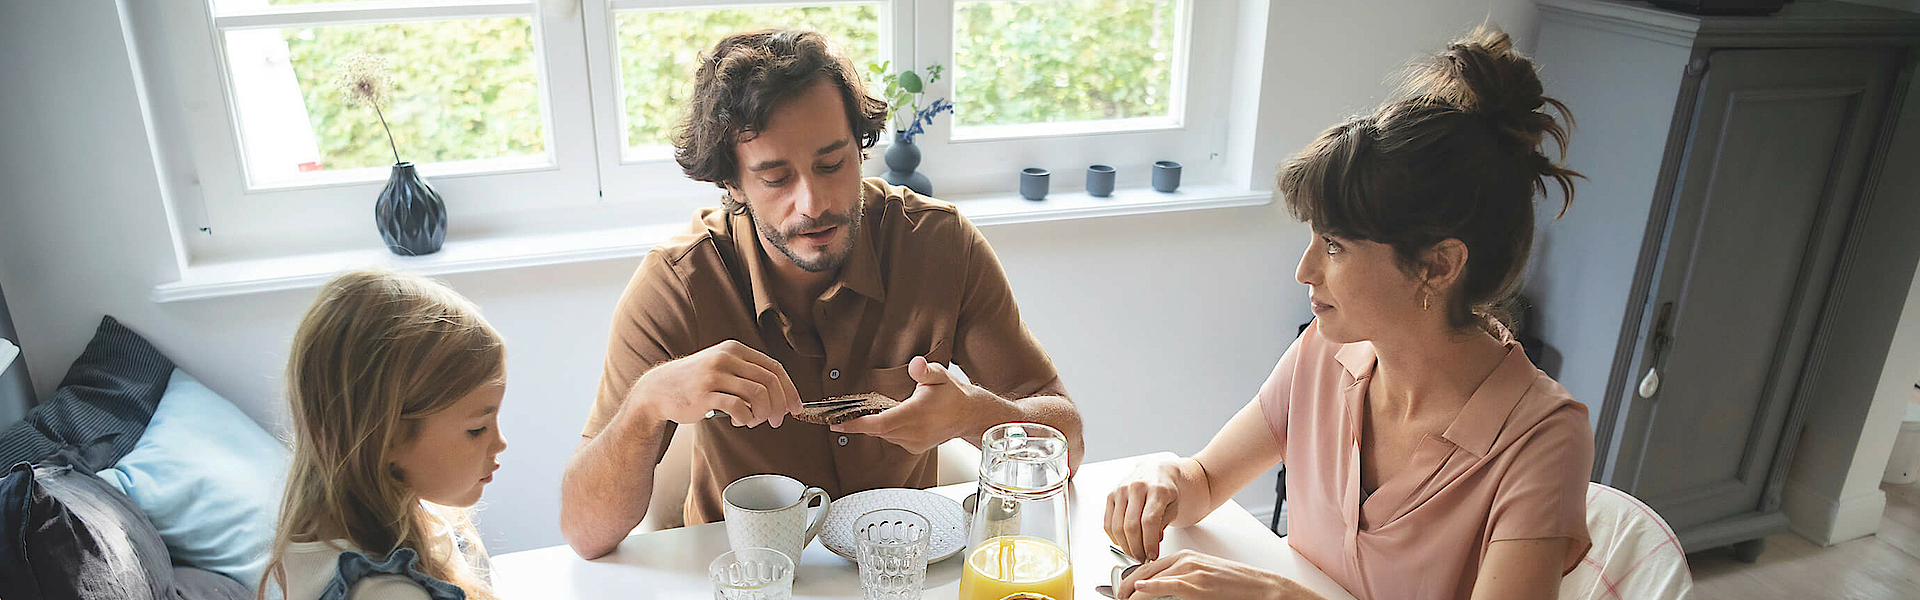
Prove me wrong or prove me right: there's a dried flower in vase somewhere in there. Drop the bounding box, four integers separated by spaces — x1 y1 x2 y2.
332 52 401 165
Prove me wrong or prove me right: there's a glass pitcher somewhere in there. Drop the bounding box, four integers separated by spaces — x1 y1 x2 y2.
958 422 1074 600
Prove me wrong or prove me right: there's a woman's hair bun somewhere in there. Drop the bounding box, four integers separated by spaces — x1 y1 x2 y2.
1403 25 1568 154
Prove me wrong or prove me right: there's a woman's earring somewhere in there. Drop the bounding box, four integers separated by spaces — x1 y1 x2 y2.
1422 292 1430 311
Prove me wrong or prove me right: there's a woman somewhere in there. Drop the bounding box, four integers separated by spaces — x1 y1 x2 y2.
1105 26 1593 600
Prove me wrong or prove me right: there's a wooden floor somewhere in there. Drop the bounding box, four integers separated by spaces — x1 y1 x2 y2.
1688 479 1920 600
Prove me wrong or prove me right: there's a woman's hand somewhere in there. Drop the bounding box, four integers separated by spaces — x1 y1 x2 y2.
1118 550 1323 600
1104 457 1188 561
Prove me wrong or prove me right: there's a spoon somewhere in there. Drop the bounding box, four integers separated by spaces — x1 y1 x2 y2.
1094 564 1141 599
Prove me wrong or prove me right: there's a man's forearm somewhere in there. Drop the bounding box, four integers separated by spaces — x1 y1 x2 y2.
559 406 668 559
971 391 1086 472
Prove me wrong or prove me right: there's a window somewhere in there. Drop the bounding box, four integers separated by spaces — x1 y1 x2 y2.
150 0 601 260
229 16 549 185
143 0 1237 262
613 5 883 156
909 0 1223 196
952 0 1182 137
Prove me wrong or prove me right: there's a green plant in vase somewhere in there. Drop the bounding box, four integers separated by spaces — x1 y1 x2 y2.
868 61 952 196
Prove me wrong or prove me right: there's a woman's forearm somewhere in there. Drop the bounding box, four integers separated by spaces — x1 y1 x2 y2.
1171 456 1219 528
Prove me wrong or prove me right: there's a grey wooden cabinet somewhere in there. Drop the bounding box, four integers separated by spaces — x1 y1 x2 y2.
1527 0 1920 559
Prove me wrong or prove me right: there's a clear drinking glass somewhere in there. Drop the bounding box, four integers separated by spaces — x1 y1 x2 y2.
856 508 931 600
708 547 795 600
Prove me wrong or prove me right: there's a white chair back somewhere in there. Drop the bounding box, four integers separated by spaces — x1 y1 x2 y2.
636 423 697 532
1559 483 1694 600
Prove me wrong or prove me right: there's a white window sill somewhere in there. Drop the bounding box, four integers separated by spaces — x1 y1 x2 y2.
150 183 1272 303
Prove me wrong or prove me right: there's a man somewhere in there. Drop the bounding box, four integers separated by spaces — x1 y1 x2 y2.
559 29 1084 559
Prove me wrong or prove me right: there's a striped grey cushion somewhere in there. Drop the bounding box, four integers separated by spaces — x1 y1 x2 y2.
0 316 174 470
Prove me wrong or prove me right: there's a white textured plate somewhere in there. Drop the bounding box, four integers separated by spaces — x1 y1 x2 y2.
819 488 968 564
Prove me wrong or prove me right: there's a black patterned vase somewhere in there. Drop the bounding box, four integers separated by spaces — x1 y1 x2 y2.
374 162 447 256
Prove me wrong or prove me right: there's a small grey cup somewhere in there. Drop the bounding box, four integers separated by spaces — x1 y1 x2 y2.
1086 164 1116 197
1152 160 1182 193
1020 168 1050 201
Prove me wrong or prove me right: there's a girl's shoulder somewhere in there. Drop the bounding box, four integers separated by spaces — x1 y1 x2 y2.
278 541 461 600
340 576 439 600
274 540 357 600
325 546 466 600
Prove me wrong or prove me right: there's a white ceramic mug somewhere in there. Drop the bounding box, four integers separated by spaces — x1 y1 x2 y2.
722 474 831 564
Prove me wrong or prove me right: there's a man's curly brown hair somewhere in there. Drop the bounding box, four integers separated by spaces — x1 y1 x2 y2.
673 29 888 213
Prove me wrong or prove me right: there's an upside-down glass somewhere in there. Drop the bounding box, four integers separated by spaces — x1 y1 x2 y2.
958 422 1074 600
856 508 931 600
708 547 794 600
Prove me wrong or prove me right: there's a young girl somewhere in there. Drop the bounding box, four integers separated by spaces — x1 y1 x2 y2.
260 269 508 600
1105 25 1593 600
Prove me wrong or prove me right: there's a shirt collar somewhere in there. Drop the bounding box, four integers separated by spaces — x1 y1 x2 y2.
731 210 781 324
731 182 889 326
1440 343 1539 457
1334 341 1377 379
835 181 888 302
1333 338 1540 457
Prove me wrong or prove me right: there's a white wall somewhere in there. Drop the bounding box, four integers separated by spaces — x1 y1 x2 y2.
1784 244 1920 545
1 0 1541 554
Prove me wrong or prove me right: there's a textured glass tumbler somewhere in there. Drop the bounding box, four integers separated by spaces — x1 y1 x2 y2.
709 547 794 600
856 508 930 600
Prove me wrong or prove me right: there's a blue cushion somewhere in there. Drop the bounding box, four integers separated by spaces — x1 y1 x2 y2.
97 369 288 592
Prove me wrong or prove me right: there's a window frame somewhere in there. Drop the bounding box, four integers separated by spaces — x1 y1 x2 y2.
580 0 899 218
903 0 1225 197
147 0 1239 265
154 0 604 261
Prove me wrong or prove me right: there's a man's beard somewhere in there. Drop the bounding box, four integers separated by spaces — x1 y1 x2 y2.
750 196 863 273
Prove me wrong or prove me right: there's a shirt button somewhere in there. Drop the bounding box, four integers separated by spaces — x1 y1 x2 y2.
828 369 841 380
837 435 849 447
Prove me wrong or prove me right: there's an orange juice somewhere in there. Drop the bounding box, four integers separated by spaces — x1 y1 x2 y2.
958 536 1073 600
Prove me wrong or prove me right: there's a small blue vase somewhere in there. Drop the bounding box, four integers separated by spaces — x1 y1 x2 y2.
375 162 447 256
882 131 933 196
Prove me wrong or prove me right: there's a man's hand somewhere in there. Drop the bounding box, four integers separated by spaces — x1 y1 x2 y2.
831 356 1013 453
629 340 801 428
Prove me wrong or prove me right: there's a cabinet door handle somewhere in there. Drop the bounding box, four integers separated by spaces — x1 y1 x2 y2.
1640 301 1675 399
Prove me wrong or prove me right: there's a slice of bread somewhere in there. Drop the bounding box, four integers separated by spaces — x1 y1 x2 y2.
793 392 901 425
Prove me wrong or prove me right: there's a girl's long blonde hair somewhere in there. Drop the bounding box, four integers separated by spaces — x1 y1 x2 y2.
261 269 504 600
